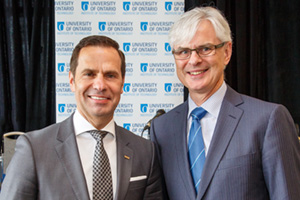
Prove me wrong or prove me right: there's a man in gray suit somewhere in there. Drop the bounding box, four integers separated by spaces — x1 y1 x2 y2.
0 35 164 200
150 6 300 200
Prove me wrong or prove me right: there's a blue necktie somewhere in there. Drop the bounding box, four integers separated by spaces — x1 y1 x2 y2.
188 107 207 193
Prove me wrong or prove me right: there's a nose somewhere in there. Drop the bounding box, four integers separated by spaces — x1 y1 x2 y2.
188 51 202 66
93 75 107 91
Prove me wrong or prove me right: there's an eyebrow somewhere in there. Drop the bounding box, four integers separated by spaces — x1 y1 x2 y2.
104 70 120 75
177 43 214 49
80 68 120 75
80 68 96 74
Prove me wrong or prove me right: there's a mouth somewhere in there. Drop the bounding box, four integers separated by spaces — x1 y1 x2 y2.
189 69 208 75
89 95 109 100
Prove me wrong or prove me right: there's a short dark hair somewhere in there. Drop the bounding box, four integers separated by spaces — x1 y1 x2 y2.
70 35 126 77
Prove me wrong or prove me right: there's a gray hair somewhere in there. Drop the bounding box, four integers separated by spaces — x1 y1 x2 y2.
169 7 232 48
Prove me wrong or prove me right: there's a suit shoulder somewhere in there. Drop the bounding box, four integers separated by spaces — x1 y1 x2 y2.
240 94 286 111
158 102 186 119
151 102 186 126
24 117 70 141
230 92 292 121
168 102 186 113
226 86 286 111
25 123 59 138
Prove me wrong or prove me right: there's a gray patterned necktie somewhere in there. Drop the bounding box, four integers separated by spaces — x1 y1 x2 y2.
90 130 113 200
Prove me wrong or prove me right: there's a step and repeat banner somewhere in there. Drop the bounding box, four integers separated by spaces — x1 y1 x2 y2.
55 0 184 138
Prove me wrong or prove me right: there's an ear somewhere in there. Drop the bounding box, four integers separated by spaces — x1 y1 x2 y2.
121 76 125 94
223 42 232 66
69 71 76 92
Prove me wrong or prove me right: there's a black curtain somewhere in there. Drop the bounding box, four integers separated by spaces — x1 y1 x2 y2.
0 0 55 145
184 0 300 130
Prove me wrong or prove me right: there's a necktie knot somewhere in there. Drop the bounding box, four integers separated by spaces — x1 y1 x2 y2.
90 130 108 142
191 107 207 121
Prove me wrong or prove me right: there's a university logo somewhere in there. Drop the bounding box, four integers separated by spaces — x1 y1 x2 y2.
123 123 131 130
140 63 148 72
140 22 148 31
165 43 172 52
81 1 89 11
140 104 148 113
58 104 66 113
165 2 173 11
98 22 106 31
123 2 131 11
123 83 131 92
165 83 172 92
57 22 65 31
123 43 131 52
57 63 65 72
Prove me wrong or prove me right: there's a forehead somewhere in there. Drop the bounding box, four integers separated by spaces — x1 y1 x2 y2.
78 46 120 63
79 45 119 58
77 46 122 70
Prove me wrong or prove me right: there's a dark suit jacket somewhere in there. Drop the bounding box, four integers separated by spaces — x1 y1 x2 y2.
0 115 164 200
150 85 300 200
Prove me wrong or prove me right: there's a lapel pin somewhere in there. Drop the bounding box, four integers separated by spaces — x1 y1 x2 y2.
124 155 130 160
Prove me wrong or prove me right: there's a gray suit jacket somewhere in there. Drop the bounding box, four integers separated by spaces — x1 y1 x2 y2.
0 115 164 200
150 85 300 200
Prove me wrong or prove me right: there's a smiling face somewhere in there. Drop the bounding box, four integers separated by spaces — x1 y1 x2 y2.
69 46 124 129
174 20 232 105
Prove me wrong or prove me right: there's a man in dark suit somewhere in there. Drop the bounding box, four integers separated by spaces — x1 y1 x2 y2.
0 35 164 200
150 6 300 200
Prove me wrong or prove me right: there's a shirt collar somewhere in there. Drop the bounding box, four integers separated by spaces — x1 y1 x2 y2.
73 109 115 137
188 81 227 118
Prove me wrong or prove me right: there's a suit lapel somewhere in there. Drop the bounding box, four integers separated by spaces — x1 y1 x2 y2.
54 115 90 200
174 102 197 199
197 86 244 199
115 125 133 200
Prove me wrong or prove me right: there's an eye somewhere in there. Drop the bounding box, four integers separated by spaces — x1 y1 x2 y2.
198 46 213 54
84 72 94 77
106 72 118 79
175 49 190 55
81 69 96 78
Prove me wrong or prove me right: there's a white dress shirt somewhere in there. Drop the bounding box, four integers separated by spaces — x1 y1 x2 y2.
187 81 227 155
73 110 117 200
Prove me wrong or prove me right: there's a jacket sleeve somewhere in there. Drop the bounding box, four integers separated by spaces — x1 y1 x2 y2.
262 105 300 200
0 135 38 200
